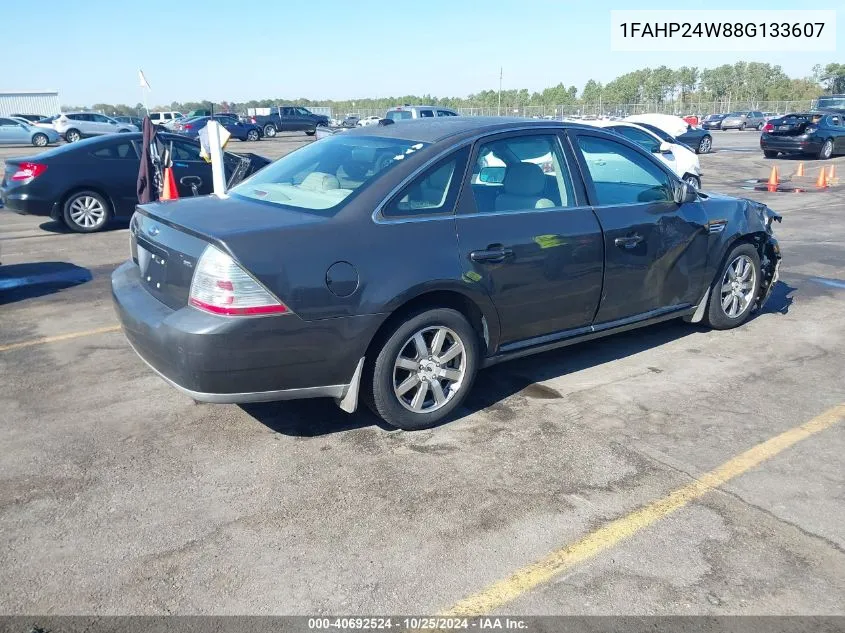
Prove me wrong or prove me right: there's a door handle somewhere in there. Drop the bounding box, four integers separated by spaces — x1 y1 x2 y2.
614 234 644 249
470 245 513 264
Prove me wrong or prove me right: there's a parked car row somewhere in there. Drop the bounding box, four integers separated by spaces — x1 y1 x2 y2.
0 133 270 232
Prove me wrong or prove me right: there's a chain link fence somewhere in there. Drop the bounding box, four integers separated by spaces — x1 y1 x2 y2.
334 100 815 121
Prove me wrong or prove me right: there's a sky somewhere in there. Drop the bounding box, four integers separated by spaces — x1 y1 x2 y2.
4 0 841 106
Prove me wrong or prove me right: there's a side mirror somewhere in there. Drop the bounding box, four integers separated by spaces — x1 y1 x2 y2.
659 141 673 154
673 181 698 205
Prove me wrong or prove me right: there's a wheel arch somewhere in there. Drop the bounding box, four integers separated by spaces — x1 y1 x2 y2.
363 288 499 366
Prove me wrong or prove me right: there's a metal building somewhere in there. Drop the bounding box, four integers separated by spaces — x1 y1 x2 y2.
0 90 61 117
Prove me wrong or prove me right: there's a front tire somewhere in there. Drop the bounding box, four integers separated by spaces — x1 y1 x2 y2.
703 243 761 330
32 133 48 147
367 308 479 430
306 128 316 136
740 123 746 131
697 135 712 154
62 191 112 233
262 124 276 138
64 129 81 143
819 139 833 160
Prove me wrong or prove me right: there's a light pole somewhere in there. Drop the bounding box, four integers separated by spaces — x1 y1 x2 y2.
497 67 502 117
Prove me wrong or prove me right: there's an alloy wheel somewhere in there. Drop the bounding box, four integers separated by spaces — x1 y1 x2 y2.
68 196 106 229
698 136 711 153
822 140 833 159
720 255 756 318
33 134 48 147
392 326 466 413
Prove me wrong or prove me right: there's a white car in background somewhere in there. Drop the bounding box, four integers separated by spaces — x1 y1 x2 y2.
584 120 703 190
357 116 382 127
54 112 138 142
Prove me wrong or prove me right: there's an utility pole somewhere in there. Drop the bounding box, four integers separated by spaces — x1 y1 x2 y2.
497 67 502 117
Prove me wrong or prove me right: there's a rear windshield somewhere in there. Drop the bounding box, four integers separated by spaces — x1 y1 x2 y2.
230 134 428 211
386 110 413 121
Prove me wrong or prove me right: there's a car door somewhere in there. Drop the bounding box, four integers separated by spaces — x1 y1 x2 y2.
167 138 214 197
454 131 604 346
0 118 30 144
90 113 114 135
296 107 315 130
608 125 679 178
90 139 141 216
568 130 709 324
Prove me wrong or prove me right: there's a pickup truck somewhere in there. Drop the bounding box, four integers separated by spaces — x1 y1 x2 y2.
252 106 329 138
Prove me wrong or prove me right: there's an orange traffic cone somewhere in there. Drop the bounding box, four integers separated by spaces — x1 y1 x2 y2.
161 167 179 200
816 167 828 188
767 165 779 186
829 164 837 181
795 162 805 177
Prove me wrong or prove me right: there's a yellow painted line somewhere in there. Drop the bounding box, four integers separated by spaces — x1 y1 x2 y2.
0 325 121 352
443 405 845 616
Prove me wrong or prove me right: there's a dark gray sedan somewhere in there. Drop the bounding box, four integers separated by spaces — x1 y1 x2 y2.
112 118 782 430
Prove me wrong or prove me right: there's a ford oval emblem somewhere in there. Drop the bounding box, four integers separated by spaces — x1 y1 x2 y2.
147 226 160 237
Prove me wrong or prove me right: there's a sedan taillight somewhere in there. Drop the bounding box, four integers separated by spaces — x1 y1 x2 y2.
11 162 47 181
189 245 291 316
762 123 774 133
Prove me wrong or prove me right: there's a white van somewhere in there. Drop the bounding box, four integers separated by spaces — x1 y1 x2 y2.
148 111 184 127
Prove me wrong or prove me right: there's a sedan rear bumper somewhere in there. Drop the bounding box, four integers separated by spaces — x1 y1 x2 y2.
111 261 380 406
0 188 54 216
760 136 822 153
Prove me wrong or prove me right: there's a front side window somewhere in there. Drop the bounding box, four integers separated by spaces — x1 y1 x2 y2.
0 118 17 127
470 134 574 214
576 135 673 206
609 126 660 153
437 110 457 117
231 135 429 212
170 139 202 161
296 107 311 116
383 147 468 218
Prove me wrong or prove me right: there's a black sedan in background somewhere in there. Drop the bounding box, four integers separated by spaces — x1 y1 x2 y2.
174 116 263 141
634 121 713 154
760 112 845 159
1 133 270 232
112 118 782 430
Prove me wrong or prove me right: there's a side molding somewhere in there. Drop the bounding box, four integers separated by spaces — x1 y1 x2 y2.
337 357 365 413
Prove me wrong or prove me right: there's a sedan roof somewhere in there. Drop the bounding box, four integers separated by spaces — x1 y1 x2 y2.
340 116 576 143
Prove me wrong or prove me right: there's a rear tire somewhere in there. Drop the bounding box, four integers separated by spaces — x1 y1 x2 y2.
32 133 48 147
697 135 712 154
703 243 761 330
763 150 778 158
263 124 276 138
64 129 81 143
366 308 479 430
246 129 259 141
819 139 833 160
62 190 112 233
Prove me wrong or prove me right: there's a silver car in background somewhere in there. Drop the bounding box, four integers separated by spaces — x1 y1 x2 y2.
54 112 139 142
720 111 767 131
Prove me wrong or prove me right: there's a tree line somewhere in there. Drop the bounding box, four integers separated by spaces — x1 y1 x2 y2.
74 62 845 117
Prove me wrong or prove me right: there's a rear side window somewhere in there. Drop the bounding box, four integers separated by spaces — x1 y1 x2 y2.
92 141 137 160
383 147 469 218
437 110 457 117
386 110 412 121
418 110 434 118
576 135 673 206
